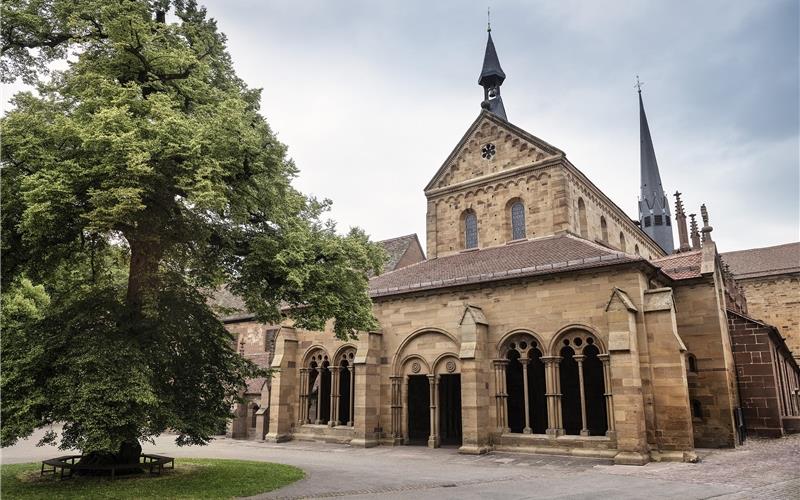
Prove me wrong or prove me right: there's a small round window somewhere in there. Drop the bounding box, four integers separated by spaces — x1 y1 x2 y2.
481 143 496 160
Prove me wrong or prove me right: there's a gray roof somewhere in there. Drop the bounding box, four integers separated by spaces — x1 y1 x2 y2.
378 234 424 273
722 242 800 279
369 234 641 298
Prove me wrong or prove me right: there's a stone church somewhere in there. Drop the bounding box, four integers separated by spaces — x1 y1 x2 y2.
219 29 800 463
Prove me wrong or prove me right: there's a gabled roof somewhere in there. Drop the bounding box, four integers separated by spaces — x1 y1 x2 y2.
722 242 800 279
369 234 642 298
424 110 564 193
378 233 425 273
652 250 703 280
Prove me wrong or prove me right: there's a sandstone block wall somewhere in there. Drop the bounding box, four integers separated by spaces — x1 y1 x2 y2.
738 275 800 360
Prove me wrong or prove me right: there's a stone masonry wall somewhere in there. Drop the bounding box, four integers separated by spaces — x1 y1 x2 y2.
738 274 800 361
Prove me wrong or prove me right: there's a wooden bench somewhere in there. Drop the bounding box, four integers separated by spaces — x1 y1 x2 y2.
41 454 175 480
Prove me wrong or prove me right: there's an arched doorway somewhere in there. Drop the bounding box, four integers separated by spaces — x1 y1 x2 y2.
391 329 462 448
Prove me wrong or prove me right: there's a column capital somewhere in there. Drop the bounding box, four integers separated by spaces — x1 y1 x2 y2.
597 353 610 362
519 358 531 366
390 375 403 381
541 356 562 364
573 355 585 363
492 358 509 366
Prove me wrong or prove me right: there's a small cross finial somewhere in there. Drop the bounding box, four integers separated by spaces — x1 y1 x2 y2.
635 75 644 94
487 7 491 32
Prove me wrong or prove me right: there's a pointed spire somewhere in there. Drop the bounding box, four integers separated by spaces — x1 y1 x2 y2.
637 81 674 254
478 20 507 120
674 191 690 253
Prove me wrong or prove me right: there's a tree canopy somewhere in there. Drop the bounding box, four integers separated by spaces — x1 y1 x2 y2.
1 0 385 456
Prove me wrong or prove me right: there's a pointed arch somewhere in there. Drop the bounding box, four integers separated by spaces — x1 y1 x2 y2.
577 198 588 238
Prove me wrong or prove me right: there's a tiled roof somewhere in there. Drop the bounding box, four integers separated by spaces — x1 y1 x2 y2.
378 234 424 273
369 234 640 298
652 251 703 280
722 242 800 279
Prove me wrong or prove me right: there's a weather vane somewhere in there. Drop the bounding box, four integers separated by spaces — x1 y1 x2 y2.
635 75 644 93
487 6 491 32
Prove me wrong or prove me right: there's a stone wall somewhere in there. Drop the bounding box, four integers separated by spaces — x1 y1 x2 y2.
672 276 739 448
728 312 800 438
737 274 800 360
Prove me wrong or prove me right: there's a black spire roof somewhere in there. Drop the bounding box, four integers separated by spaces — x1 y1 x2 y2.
478 32 506 87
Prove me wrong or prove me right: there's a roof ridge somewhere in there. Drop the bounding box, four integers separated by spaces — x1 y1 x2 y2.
377 233 418 244
722 241 800 255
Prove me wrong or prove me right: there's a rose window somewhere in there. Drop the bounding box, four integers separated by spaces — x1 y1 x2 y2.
481 143 496 160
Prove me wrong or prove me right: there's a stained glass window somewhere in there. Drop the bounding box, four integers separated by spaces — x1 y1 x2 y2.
465 212 478 249
511 201 525 240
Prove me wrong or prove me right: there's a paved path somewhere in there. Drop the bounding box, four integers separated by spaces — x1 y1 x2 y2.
3 428 799 499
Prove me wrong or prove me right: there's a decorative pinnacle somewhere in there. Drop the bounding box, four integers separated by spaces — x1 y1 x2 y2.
635 75 644 94
701 204 709 226
674 191 684 214
487 6 491 32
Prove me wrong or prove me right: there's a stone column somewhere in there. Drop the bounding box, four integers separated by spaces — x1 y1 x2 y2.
348 365 355 427
402 376 409 444
493 359 509 433
520 358 532 434
428 374 439 448
328 365 339 427
265 327 298 443
576 354 589 436
543 356 563 437
390 376 402 442
599 354 615 437
298 368 308 425
314 367 323 424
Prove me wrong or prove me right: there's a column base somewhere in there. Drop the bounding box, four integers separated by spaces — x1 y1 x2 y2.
459 444 491 455
613 451 649 466
264 433 293 443
427 436 439 448
523 428 532 434
350 437 379 448
546 428 564 437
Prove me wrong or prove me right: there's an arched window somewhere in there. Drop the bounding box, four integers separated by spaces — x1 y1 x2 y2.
464 211 478 249
250 403 259 428
600 216 608 242
336 348 356 426
502 334 547 434
577 198 588 238
557 331 609 436
634 244 640 255
691 399 703 420
511 201 526 240
687 354 698 373
301 350 331 425
619 232 626 252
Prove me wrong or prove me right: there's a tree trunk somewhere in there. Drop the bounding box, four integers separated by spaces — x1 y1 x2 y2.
76 441 143 475
126 236 163 320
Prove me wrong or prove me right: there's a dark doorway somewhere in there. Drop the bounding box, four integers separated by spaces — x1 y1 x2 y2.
560 346 582 435
319 361 331 424
407 375 430 443
506 350 525 433
338 361 352 425
583 344 608 436
439 374 462 446
528 349 548 434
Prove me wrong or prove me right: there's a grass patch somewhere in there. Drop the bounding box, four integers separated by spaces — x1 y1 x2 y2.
1 458 304 499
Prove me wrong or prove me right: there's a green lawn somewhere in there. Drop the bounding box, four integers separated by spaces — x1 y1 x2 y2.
1 458 304 499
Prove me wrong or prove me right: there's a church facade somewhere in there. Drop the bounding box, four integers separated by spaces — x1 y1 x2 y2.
220 30 800 464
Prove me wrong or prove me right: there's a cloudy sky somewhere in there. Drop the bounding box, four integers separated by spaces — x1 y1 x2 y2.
4 1 798 252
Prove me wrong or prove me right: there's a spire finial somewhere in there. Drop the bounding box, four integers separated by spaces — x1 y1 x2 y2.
487 6 491 32
635 75 644 94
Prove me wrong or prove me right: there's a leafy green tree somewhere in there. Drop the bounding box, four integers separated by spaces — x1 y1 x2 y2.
1 0 385 464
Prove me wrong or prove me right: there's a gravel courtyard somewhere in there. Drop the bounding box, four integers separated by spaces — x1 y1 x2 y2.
3 429 799 499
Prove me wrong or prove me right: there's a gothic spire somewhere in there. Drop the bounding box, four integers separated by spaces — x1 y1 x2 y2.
637 79 674 254
479 22 507 120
